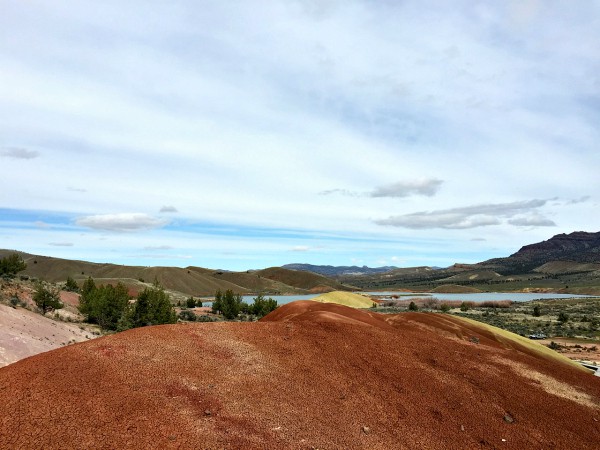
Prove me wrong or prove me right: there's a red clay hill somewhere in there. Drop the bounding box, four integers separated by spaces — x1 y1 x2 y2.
1 301 599 449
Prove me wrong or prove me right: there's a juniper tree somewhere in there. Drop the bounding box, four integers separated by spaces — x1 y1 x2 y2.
0 253 27 277
33 282 63 315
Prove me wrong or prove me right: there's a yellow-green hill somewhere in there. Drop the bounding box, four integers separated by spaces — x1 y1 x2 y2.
311 291 375 308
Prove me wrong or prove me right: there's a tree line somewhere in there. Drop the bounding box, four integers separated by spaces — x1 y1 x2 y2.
211 290 277 319
79 278 176 331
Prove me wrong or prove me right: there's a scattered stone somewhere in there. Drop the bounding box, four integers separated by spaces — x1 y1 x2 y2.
361 426 370 435
460 425 465 432
204 409 212 416
503 413 514 424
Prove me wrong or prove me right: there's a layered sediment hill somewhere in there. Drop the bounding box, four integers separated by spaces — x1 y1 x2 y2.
1 302 599 449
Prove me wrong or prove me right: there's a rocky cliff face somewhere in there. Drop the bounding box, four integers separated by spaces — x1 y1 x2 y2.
482 231 600 274
512 231 600 262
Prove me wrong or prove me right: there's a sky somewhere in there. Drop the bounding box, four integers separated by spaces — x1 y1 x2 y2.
1 0 599 271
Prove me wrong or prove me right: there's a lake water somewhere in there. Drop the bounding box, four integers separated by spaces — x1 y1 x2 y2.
200 291 595 306
365 292 596 303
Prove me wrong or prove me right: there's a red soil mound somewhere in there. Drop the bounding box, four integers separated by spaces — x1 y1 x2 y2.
261 300 395 330
1 303 599 449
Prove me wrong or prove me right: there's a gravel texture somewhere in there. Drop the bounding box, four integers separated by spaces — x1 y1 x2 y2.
1 301 599 449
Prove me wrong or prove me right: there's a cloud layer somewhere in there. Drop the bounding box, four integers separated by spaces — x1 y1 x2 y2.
1 147 39 159
371 179 444 198
375 200 554 230
0 1 598 269
76 214 169 232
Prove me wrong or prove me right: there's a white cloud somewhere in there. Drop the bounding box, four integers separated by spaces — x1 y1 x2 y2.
1 147 39 159
76 213 169 232
566 196 591 205
370 179 443 198
320 178 443 199
159 206 178 213
508 214 556 227
376 200 549 229
48 242 74 247
290 245 310 252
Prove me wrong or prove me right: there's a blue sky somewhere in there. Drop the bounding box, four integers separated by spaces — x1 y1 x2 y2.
1 1 599 270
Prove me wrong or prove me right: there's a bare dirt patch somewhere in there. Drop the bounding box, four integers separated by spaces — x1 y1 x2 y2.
0 303 99 367
539 337 600 365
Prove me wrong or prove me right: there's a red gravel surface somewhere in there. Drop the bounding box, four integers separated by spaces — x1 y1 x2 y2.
1 301 599 449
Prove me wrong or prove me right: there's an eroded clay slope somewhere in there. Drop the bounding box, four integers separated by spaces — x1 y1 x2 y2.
1 302 599 449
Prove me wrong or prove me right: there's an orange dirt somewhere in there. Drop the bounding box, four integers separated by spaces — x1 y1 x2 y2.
1 301 599 449
538 338 600 365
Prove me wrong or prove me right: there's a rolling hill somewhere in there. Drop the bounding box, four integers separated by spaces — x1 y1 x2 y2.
256 267 357 293
0 250 356 297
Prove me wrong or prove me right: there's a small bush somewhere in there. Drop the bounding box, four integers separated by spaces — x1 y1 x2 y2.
533 305 541 317
557 312 569 324
423 297 440 310
548 341 561 350
440 303 451 313
178 309 197 322
480 300 512 309
64 276 79 293
186 297 196 308
408 301 418 311
460 301 473 312
197 315 217 322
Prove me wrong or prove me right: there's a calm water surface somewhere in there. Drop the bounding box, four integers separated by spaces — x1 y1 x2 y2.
201 292 595 306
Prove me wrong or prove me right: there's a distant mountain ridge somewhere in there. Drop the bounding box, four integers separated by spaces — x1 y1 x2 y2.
282 263 398 277
2 231 599 296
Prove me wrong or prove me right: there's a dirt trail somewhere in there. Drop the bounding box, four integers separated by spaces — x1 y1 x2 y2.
1 302 599 449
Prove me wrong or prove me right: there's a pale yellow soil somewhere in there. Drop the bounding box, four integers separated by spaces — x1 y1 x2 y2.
0 303 99 367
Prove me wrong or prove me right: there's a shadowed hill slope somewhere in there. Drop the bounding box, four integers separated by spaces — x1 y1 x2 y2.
257 267 357 292
1 303 599 449
199 269 307 294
